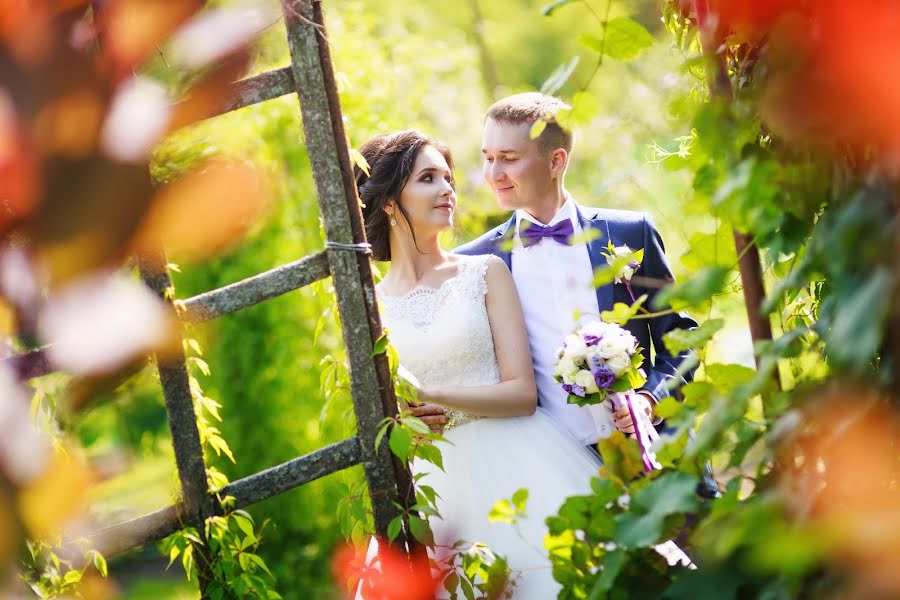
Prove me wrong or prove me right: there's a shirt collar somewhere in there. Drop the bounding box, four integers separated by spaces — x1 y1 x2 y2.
515 195 578 236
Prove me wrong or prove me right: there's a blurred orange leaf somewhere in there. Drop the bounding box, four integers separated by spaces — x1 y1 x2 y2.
133 159 270 261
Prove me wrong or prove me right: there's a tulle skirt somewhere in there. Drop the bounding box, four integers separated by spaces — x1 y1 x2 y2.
358 407 690 599
413 407 600 598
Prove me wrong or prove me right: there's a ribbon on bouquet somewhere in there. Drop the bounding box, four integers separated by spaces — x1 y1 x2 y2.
609 391 662 473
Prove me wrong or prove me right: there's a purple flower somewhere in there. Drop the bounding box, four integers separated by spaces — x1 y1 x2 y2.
628 259 640 270
584 334 603 346
562 383 585 397
592 365 615 389
589 356 616 389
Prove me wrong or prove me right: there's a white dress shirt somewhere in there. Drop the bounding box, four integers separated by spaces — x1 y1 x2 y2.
511 197 618 445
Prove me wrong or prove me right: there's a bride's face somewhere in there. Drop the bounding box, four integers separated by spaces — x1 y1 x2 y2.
391 145 456 236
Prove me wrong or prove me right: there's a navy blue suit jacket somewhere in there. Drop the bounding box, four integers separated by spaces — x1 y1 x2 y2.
455 205 698 402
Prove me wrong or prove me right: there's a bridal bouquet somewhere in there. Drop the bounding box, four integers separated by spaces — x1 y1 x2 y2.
553 321 660 472
553 320 646 405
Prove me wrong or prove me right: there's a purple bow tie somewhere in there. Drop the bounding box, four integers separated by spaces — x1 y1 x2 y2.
519 219 574 248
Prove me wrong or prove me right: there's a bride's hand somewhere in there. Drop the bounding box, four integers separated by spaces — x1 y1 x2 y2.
396 366 448 433
409 401 448 433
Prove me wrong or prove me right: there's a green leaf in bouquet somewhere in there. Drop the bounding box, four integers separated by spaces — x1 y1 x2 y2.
630 351 645 368
610 378 632 393
663 318 725 354
567 390 608 406
626 368 647 389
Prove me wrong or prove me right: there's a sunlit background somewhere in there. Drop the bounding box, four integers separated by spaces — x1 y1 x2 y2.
3 0 898 598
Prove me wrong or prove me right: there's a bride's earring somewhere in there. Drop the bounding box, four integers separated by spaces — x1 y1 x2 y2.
390 217 398 227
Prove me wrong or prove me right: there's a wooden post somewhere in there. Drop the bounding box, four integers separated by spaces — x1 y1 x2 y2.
282 0 413 542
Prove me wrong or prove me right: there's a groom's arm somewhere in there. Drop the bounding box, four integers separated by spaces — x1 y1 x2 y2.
637 214 698 402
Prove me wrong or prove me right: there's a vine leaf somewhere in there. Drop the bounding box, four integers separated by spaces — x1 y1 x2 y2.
389 425 412 461
663 318 725 353
602 17 654 61
387 516 403 542
614 472 698 547
371 333 389 357
540 56 580 96
652 266 730 311
600 295 647 325
541 0 577 17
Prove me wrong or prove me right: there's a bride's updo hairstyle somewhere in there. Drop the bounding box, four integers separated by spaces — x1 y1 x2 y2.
354 130 454 261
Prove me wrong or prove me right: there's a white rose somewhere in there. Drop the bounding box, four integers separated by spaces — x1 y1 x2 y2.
581 321 608 338
584 344 603 362
564 334 587 361
555 355 577 381
574 369 599 394
606 352 631 377
597 335 629 359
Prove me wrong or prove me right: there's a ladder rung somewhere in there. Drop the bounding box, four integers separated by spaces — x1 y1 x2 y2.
222 436 362 508
180 251 330 323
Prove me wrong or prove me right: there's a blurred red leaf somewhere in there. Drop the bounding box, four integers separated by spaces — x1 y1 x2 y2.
780 386 900 597
332 540 439 600
96 0 202 80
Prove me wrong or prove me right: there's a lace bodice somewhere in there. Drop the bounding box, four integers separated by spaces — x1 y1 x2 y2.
377 256 500 429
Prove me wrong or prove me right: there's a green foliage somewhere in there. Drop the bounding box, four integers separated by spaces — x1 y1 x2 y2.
594 17 654 61
63 0 898 597
663 318 724 354
20 541 111 598
159 339 279 599
543 2 900 597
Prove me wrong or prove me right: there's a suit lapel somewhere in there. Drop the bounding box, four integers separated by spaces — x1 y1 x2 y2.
488 214 516 270
576 205 615 312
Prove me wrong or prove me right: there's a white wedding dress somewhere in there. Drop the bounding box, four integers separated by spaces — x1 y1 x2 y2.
365 255 687 599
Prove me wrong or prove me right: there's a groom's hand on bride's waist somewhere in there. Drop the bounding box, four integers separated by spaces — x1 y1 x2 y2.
409 402 448 433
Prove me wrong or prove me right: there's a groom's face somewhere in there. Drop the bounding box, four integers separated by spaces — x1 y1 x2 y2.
482 118 556 212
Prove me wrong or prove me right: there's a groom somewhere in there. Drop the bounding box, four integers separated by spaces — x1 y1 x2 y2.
418 92 698 448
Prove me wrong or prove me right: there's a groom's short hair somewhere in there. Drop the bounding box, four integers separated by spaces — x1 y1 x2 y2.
485 92 573 156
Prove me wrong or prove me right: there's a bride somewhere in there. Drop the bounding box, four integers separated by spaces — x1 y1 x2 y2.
353 130 686 598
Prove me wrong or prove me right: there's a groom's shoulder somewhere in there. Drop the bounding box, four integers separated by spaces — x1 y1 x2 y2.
580 205 646 225
455 217 514 256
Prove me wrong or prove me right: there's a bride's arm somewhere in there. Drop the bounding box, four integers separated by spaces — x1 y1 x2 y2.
418 256 537 417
